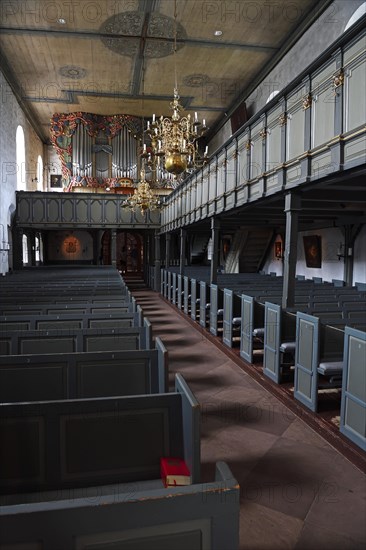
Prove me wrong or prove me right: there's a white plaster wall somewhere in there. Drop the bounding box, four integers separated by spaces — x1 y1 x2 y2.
0 68 44 273
45 145 63 191
261 226 366 284
353 224 366 284
295 227 345 282
263 235 284 277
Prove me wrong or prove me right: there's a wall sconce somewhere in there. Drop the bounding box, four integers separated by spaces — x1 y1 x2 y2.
337 243 352 261
31 177 38 183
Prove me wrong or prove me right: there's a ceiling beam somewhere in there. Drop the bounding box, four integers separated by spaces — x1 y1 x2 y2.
0 26 278 53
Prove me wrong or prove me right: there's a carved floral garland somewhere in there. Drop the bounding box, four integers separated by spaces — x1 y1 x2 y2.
49 112 141 185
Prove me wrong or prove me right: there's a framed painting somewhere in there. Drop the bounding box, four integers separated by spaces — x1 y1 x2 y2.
50 174 62 188
274 241 283 259
303 235 322 268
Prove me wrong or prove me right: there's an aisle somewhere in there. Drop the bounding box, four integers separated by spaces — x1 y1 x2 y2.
131 287 366 550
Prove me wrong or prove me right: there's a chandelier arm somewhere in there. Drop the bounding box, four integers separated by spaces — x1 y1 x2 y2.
174 0 178 92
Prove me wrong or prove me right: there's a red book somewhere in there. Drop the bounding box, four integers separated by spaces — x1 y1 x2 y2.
160 457 191 487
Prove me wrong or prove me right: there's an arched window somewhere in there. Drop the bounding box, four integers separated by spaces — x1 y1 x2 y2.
37 155 43 190
22 234 29 265
16 125 26 191
266 91 280 104
344 3 366 31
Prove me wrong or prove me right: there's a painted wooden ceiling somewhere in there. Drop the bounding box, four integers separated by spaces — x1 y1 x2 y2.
0 0 329 143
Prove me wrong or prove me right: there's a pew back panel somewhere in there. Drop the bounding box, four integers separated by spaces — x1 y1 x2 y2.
177 275 183 310
294 312 344 412
240 294 256 363
0 462 239 550
209 285 223 336
0 310 143 332
0 373 197 495
263 302 296 384
199 281 209 328
340 327 366 451
0 320 152 355
0 337 168 403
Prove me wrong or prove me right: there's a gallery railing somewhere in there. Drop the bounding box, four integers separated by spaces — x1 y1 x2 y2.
160 22 366 232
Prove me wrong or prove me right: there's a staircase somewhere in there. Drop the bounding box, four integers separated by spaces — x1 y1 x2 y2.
190 233 210 264
239 229 274 272
225 229 249 273
122 271 146 290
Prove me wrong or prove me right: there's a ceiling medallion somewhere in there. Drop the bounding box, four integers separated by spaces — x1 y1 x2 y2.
100 11 186 58
59 66 87 79
183 74 210 88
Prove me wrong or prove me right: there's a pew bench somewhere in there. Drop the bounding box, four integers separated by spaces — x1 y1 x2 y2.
340 326 366 451
0 308 143 332
263 302 297 384
294 312 345 412
0 374 200 496
0 461 239 550
199 280 211 328
0 299 136 317
0 337 168 403
0 319 152 355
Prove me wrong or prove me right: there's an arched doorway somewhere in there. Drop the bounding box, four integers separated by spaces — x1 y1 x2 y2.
117 232 143 273
100 231 143 272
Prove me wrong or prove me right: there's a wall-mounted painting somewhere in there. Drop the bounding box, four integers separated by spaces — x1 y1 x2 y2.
274 241 283 259
303 235 322 268
50 174 62 188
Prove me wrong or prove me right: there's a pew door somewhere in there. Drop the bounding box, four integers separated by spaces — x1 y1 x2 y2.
240 294 254 362
340 327 366 451
293 312 320 412
263 302 281 383
223 289 234 347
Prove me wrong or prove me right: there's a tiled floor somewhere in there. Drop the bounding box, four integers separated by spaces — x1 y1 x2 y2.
131 286 366 550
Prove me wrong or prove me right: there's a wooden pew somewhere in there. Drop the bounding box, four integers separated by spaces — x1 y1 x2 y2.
0 319 152 355
209 284 224 337
0 337 168 403
167 270 172 301
0 374 200 495
160 267 166 296
0 308 143 332
0 299 136 316
190 278 200 321
199 280 210 328
263 302 297 384
177 274 184 310
340 326 366 451
240 294 266 363
0 461 239 550
183 275 191 315
293 313 363 414
171 272 178 305
222 289 242 348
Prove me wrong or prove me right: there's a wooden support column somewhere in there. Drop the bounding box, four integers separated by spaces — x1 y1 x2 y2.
210 217 220 284
165 232 171 269
28 230 36 267
179 229 186 277
154 230 161 292
12 227 23 270
110 229 117 267
282 193 301 309
342 224 361 286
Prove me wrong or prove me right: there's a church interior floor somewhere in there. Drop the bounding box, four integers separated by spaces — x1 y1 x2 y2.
130 285 366 550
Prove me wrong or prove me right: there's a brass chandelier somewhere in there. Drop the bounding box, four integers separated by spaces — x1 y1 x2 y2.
143 0 208 177
124 165 160 215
